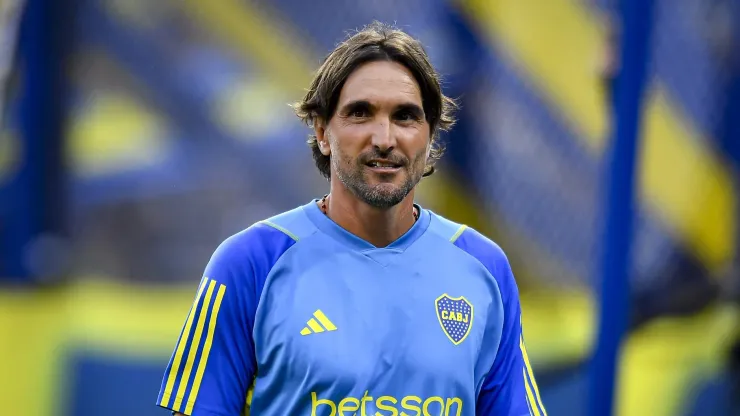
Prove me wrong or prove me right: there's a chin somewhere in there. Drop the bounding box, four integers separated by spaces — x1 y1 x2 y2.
359 184 411 209
340 170 416 208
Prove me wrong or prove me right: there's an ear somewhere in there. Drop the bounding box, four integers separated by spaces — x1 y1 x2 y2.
314 119 331 156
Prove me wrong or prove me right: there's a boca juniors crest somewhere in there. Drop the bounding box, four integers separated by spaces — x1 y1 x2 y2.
435 294 474 345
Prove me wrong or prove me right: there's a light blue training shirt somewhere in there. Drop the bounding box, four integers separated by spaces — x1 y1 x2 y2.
156 200 547 416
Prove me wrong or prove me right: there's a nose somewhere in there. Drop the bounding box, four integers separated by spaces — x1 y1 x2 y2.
370 119 396 153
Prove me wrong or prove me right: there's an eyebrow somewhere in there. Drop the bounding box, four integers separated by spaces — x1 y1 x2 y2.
340 100 372 113
395 103 425 119
340 100 425 118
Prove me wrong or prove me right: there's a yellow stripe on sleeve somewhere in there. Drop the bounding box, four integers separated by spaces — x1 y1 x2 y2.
159 277 209 406
523 368 535 416
523 368 541 416
521 336 547 415
449 225 468 243
245 376 256 414
184 283 227 415
173 279 217 411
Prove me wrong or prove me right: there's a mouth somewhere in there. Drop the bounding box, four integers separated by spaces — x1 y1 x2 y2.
365 159 403 172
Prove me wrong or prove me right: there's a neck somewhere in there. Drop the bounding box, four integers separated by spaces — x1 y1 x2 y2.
325 183 417 248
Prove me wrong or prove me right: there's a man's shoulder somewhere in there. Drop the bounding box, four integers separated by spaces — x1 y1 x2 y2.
426 210 509 273
425 210 519 300
258 203 319 241
208 204 317 271
426 211 505 258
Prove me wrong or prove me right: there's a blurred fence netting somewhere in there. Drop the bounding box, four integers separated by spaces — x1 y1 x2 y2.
454 0 740 321
64 0 326 282
0 0 24 123
0 0 24 192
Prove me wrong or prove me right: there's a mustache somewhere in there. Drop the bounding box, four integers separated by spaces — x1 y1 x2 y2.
359 150 408 166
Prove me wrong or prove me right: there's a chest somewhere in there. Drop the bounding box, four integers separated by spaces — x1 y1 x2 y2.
252 249 501 392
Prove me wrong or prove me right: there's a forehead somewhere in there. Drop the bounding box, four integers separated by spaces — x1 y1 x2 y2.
338 60 423 107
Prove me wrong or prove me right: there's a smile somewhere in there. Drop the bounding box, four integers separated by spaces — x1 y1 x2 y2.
366 159 402 170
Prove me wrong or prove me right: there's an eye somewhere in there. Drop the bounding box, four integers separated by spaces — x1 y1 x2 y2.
350 109 368 118
395 109 420 122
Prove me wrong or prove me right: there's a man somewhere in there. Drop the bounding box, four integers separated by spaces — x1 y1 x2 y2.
156 22 547 416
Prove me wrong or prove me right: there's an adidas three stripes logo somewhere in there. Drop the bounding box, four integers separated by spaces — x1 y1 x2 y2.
300 309 337 335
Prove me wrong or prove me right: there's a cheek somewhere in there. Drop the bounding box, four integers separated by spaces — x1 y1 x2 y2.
347 123 375 142
398 128 430 157
331 124 369 151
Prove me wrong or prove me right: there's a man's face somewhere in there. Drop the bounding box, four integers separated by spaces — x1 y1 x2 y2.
321 60 431 209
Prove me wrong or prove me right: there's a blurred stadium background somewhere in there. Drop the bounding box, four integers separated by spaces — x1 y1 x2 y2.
1 0 739 415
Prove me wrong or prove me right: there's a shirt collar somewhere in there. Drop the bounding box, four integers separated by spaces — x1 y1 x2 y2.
302 198 430 252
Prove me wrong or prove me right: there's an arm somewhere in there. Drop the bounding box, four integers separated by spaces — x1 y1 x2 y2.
476 255 547 416
451 226 546 416
156 236 258 416
156 223 296 415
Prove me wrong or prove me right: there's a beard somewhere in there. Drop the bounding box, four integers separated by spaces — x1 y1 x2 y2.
331 142 426 209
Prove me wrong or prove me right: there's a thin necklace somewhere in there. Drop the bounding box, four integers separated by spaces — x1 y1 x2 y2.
319 194 419 222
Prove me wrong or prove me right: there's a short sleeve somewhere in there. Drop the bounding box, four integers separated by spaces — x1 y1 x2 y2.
475 257 547 415
452 227 547 416
156 223 297 415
